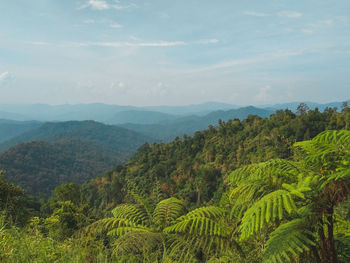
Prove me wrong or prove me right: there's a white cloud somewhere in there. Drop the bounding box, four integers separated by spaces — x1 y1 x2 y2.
26 41 50 46
113 1 137 10
79 0 137 11
110 23 123 28
278 11 302 18
301 28 313 34
89 41 186 47
0 72 14 88
316 19 334 26
190 49 307 73
26 38 219 49
244 11 269 17
0 72 10 82
196 39 219 44
80 0 109 10
83 19 95 24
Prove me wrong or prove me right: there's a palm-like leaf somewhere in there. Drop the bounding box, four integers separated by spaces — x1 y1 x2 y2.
153 197 186 229
164 206 243 259
263 219 315 263
228 159 301 186
240 190 297 240
113 231 163 254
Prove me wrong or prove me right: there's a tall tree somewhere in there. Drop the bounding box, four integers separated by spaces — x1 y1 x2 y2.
296 103 310 115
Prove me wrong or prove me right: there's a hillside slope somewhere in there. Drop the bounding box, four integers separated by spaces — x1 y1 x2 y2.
0 120 152 153
82 107 350 211
0 139 120 195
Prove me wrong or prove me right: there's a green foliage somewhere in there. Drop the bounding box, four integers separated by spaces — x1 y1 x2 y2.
0 139 119 195
239 190 297 240
0 120 151 196
228 130 350 263
153 197 186 229
0 171 39 225
85 108 348 212
44 201 89 241
263 219 315 263
2 110 350 262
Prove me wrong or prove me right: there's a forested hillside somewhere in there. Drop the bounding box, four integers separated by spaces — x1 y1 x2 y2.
0 119 41 143
83 106 350 212
1 106 350 263
0 139 119 195
0 121 152 195
0 120 151 152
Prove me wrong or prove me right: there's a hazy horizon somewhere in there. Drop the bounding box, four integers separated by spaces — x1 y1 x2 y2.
1 1 350 106
0 99 348 109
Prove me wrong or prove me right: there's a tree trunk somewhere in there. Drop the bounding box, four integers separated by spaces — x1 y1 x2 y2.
318 211 338 263
326 212 338 263
196 187 201 206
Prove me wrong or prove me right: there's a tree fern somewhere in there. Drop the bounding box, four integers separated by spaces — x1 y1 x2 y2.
294 130 350 170
164 206 243 259
153 197 186 229
232 130 350 263
263 219 315 263
228 159 301 186
113 231 163 255
111 204 149 226
177 206 226 220
240 190 297 240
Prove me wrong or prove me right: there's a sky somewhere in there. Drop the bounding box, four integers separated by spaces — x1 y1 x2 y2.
0 0 349 106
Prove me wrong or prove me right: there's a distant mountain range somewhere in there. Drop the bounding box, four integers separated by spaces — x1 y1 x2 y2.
0 100 348 195
120 106 274 141
0 100 347 124
0 106 274 145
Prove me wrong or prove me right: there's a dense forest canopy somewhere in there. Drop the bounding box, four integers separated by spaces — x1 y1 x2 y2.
83 106 350 212
1 105 350 262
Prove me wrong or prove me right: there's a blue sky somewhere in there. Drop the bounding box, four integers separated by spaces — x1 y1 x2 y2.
0 0 349 106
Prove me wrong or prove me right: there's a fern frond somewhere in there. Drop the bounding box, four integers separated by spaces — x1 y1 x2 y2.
240 190 297 240
312 130 350 146
228 159 300 186
166 235 199 263
176 206 226 220
153 197 186 229
164 206 243 259
229 182 268 217
104 218 139 229
107 225 152 236
320 169 350 189
111 204 149 226
113 231 163 254
164 217 229 237
129 190 154 221
263 219 315 263
294 130 350 169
